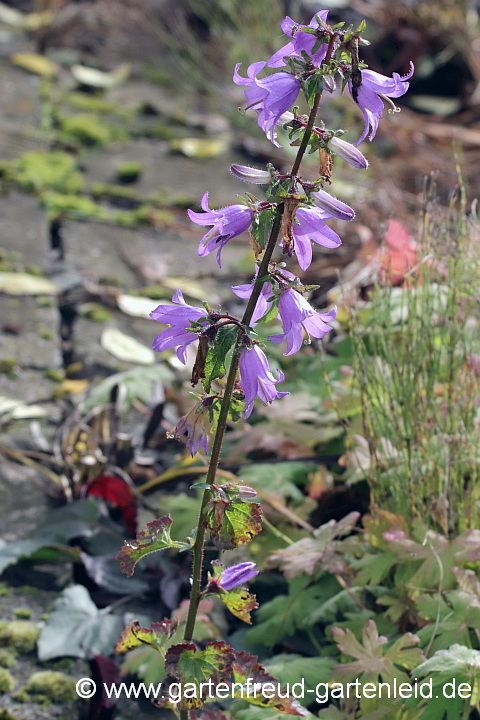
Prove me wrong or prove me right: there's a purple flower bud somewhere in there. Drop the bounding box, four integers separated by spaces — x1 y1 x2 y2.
329 136 368 169
323 75 336 94
236 485 257 500
311 189 355 221
219 561 259 591
230 164 271 184
268 12 330 69
171 401 211 456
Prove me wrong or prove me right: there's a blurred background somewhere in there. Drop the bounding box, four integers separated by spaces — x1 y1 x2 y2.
0 1 479 719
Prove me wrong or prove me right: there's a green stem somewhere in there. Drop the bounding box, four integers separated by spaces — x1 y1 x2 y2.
182 32 337 648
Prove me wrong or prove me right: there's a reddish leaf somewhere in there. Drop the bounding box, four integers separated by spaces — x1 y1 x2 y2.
116 516 191 576
116 618 178 653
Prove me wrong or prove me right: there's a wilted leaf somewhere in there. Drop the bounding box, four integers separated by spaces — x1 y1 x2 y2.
37 584 126 660
11 52 58 77
206 500 263 549
452 567 480 601
232 650 307 715
0 396 49 421
116 618 178 653
266 513 360 578
331 620 424 685
117 516 191 576
169 138 228 159
83 364 173 412
101 327 155 365
164 641 234 709
71 63 130 88
0 272 56 295
0 3 52 29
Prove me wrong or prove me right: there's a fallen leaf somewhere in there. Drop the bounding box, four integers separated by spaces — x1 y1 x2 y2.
0 272 56 295
11 52 58 77
101 328 155 365
117 294 163 319
169 138 228 159
71 63 130 88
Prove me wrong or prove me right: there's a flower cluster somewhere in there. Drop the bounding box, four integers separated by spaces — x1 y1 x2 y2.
149 8 413 456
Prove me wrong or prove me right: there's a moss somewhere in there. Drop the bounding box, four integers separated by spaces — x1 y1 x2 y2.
13 609 32 620
0 359 17 375
11 690 30 703
0 583 9 597
58 113 112 146
131 284 171 300
44 368 65 382
11 151 84 194
90 182 141 207
115 162 144 183
132 122 182 141
36 296 55 307
25 671 77 703
0 621 39 654
15 586 40 595
0 708 24 720
0 668 15 693
24 265 44 277
36 323 55 340
0 649 15 668
79 303 111 323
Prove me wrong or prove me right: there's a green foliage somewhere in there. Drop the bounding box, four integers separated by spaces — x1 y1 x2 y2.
9 151 84 193
24 671 77 703
0 621 39 654
117 516 191 576
0 668 15 693
203 325 239 392
206 499 263 549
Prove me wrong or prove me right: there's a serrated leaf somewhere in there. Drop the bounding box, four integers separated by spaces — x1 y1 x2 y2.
383 528 480 590
203 325 239 393
232 650 307 715
264 655 336 708
251 207 277 251
415 590 480 651
164 641 234 709
206 500 263 549
117 516 191 576
266 513 360 578
332 620 424 686
116 618 178 653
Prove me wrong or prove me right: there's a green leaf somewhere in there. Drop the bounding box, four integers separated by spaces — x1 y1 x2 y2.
404 645 480 720
252 207 277 251
203 325 239 392
264 654 336 708
303 73 323 108
415 590 480 651
331 620 424 686
232 650 306 715
238 462 318 505
164 641 235 709
266 513 360 578
116 515 191 576
37 584 127 660
116 618 178 653
206 500 263 549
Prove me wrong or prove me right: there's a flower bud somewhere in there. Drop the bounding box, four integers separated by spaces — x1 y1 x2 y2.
312 189 355 221
219 562 259 591
230 164 271 184
236 485 257 500
323 75 336 93
329 136 368 169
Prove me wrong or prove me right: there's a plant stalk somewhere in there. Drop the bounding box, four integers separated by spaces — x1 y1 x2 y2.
182 34 337 647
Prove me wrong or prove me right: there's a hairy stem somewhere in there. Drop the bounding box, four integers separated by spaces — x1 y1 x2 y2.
182 35 337 646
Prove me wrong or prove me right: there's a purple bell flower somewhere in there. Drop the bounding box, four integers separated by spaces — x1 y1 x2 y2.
349 63 414 145
232 269 274 327
219 561 259 591
239 344 288 419
329 136 368 169
150 290 208 364
288 206 342 271
188 192 253 268
233 62 301 146
268 12 329 68
269 289 336 356
311 189 355 221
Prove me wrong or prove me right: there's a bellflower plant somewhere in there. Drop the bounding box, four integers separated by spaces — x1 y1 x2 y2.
116 11 414 716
